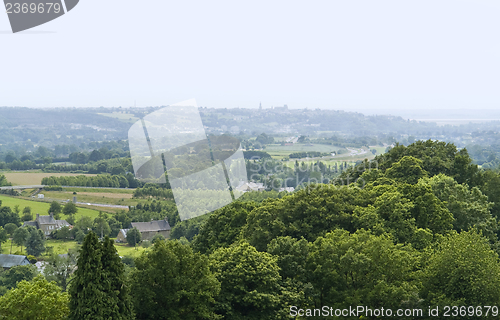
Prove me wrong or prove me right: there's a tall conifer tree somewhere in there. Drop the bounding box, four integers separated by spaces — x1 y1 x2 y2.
68 232 106 320
101 236 135 320
69 232 134 320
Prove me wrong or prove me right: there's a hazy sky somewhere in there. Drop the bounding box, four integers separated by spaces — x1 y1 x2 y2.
1 1 499 117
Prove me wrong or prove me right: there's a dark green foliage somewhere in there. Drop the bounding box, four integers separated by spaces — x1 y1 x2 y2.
52 226 72 240
0 227 9 252
74 230 85 244
3 223 17 236
0 175 10 187
12 227 29 252
100 237 135 319
25 228 45 256
63 202 78 216
21 206 32 221
92 212 111 238
243 185 373 251
126 227 141 246
0 265 38 293
69 233 133 320
343 140 482 187
243 150 271 159
0 206 20 227
68 232 106 320
422 231 500 310
48 201 62 216
130 240 220 320
210 241 284 319
42 173 137 188
151 233 165 244
193 201 257 254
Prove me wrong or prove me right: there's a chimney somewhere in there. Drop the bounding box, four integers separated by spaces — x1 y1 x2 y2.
36 213 40 220
50 212 53 218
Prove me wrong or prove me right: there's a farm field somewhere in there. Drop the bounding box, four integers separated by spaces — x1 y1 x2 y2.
1 171 97 186
0 195 102 220
41 190 136 206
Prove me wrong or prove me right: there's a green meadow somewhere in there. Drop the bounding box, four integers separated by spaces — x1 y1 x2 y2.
0 195 102 220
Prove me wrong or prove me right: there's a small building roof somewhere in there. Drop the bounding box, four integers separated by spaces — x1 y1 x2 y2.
55 220 71 228
22 221 37 228
0 254 30 268
37 215 56 225
131 220 171 232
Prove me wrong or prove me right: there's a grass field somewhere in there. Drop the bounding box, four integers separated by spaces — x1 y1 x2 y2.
0 195 102 219
2 238 151 258
1 172 97 186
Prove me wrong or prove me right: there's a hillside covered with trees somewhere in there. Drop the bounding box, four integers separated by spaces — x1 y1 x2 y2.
3 140 500 319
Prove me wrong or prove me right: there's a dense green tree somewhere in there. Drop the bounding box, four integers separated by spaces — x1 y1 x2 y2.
0 206 20 227
52 226 72 240
210 241 284 319
243 185 372 251
12 227 29 253
25 228 45 256
342 140 482 188
353 188 417 244
63 202 78 216
305 229 419 310
0 275 69 320
75 230 86 243
68 232 106 320
0 174 10 187
151 233 165 244
0 264 38 291
480 170 500 220
423 174 497 239
48 201 62 219
193 201 257 254
126 227 141 246
0 227 7 252
100 236 135 319
93 212 111 238
21 206 32 221
75 215 93 233
402 183 454 234
385 156 428 184
421 231 500 313
3 222 17 236
130 240 220 320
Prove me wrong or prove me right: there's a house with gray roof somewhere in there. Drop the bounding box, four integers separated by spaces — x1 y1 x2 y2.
22 213 72 238
115 219 171 242
0 254 30 269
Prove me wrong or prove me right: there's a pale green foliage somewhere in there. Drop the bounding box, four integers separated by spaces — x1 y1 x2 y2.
422 174 497 239
422 231 500 307
0 275 69 320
